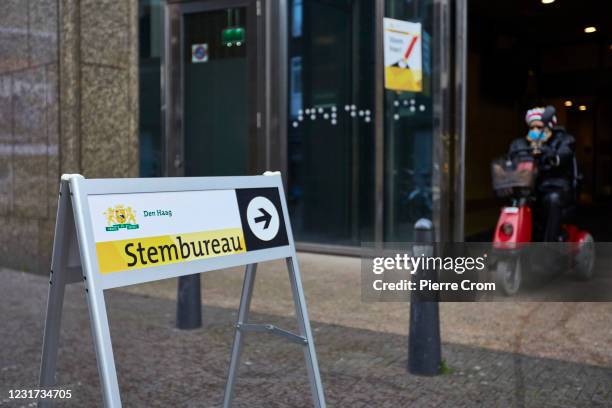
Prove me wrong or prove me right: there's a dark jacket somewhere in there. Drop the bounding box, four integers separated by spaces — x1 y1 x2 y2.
508 127 576 192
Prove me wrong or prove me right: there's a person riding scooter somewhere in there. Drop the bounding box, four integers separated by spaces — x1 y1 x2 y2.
492 106 593 295
508 106 576 242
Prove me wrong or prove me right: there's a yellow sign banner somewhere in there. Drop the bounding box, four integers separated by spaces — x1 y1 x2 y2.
385 66 422 93
96 228 246 274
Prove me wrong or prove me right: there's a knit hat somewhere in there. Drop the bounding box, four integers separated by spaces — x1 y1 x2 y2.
525 107 545 125
526 106 558 128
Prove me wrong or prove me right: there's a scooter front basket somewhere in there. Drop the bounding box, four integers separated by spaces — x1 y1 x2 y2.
491 158 536 197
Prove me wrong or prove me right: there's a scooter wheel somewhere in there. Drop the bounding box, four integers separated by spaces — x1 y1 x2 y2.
495 258 522 296
574 233 595 281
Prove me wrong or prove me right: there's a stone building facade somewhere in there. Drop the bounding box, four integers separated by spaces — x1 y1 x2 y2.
0 0 139 274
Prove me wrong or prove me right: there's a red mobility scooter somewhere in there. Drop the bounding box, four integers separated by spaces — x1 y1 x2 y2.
490 149 595 296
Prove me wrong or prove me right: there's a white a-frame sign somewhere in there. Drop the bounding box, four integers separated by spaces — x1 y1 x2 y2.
38 173 326 407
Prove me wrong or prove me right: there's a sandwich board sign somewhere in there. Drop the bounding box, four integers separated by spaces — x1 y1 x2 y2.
38 173 326 408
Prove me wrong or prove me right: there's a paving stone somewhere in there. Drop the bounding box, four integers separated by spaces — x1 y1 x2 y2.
1 268 611 407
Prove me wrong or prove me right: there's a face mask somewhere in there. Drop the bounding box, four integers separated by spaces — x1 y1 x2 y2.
528 129 544 141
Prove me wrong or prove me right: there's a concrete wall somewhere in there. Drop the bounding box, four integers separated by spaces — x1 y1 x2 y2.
0 0 139 274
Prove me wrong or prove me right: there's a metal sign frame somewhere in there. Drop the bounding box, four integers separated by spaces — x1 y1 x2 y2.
38 173 326 407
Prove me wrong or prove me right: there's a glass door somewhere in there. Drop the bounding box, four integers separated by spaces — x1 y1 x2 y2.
286 0 376 247
383 0 435 242
284 0 453 249
382 0 452 242
166 0 263 177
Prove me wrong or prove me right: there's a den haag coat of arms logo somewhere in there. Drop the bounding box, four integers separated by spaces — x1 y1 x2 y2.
104 205 139 232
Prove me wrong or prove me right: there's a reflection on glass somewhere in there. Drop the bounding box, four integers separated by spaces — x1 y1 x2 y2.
290 56 303 118
287 0 375 246
292 0 303 38
384 0 434 241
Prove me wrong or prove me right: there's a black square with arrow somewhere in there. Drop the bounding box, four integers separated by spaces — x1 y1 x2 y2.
235 187 289 251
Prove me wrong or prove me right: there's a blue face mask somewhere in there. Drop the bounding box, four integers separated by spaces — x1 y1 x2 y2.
528 129 544 141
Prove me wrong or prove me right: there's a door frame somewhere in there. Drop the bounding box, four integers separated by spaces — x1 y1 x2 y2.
453 0 468 242
163 0 266 177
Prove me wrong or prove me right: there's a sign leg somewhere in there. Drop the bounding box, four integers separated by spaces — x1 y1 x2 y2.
86 288 122 407
38 271 67 408
223 263 257 408
39 184 72 407
286 256 326 408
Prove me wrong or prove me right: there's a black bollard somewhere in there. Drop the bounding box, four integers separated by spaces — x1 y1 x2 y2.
408 218 441 375
176 274 202 329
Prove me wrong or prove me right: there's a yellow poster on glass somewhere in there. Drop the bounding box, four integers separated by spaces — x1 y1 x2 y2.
384 18 422 92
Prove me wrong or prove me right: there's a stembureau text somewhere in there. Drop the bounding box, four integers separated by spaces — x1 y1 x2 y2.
124 235 244 267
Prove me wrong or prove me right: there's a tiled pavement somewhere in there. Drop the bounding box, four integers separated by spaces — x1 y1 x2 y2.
1 269 610 407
